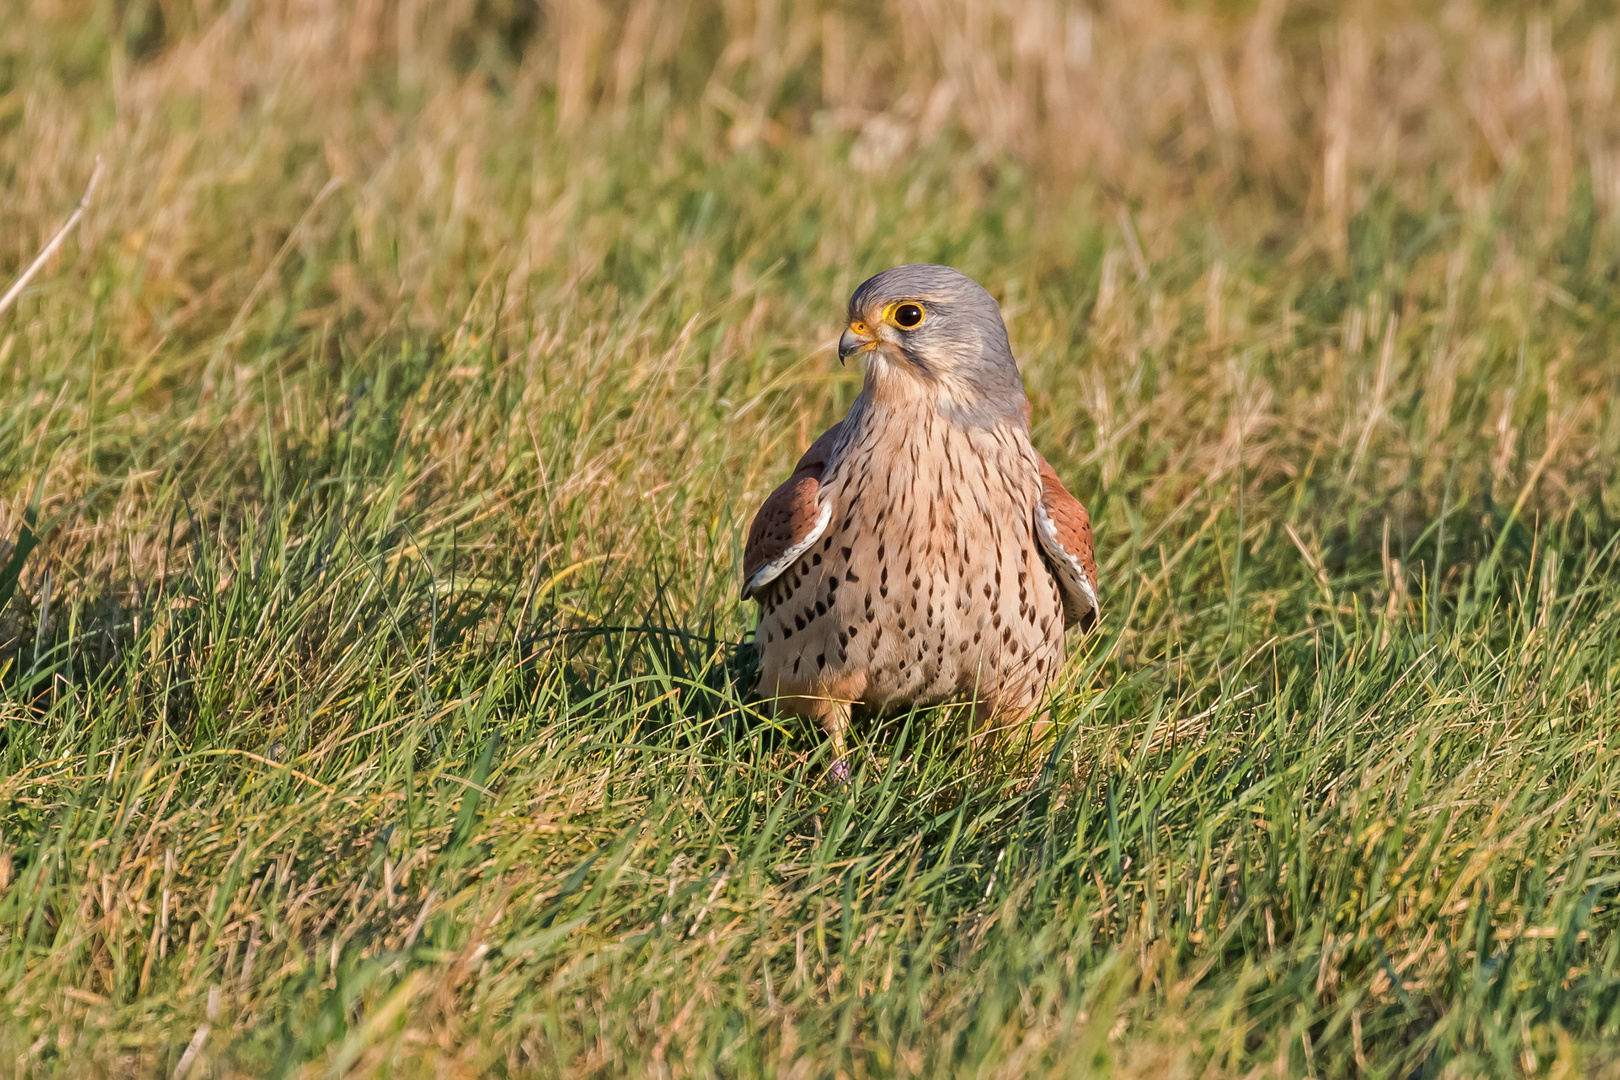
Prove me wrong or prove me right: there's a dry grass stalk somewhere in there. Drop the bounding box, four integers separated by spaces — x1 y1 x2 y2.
0 156 103 320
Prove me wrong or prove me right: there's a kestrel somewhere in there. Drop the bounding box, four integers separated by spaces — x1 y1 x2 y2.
741 264 1099 771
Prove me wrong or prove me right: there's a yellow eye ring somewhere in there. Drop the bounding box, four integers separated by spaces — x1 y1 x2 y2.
884 302 926 330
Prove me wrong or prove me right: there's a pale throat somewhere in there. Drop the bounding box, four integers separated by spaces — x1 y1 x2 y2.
860 347 964 410
859 349 1013 433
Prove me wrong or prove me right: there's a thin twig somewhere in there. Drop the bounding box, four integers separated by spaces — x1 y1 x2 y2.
0 157 105 319
1115 205 1150 283
402 890 438 950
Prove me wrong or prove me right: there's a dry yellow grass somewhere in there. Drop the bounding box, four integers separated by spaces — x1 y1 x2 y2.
2 1 1619 1077
5 1 1616 585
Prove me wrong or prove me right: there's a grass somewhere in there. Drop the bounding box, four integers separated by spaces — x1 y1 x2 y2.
4 0 1620 1075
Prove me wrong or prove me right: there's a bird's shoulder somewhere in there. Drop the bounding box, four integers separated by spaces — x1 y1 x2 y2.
741 421 846 600
1031 450 1099 630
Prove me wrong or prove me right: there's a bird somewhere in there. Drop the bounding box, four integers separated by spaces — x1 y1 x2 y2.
740 264 1098 774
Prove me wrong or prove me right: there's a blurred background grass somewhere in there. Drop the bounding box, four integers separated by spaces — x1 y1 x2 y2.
3 0 1620 1076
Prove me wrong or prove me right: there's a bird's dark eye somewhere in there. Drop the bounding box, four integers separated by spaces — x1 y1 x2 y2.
891 303 925 329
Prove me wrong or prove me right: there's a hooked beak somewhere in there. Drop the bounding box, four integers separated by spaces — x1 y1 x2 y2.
838 322 875 365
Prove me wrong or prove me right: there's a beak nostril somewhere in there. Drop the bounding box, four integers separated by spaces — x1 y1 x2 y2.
838 324 874 362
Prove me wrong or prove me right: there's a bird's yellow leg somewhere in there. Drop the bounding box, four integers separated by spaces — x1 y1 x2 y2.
798 675 864 782
820 699 852 782
766 672 865 782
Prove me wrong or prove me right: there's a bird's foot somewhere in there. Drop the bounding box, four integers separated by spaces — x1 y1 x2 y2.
828 757 851 784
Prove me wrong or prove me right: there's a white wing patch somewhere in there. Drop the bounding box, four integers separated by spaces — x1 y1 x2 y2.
1035 502 1099 617
742 501 832 599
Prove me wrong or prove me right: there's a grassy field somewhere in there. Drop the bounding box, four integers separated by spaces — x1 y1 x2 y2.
4 1 1620 1075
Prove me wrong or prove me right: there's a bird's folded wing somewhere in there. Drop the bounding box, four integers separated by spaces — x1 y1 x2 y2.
1032 453 1100 629
741 422 844 600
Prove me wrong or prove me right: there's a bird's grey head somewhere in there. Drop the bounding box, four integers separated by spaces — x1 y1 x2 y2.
839 264 1027 425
